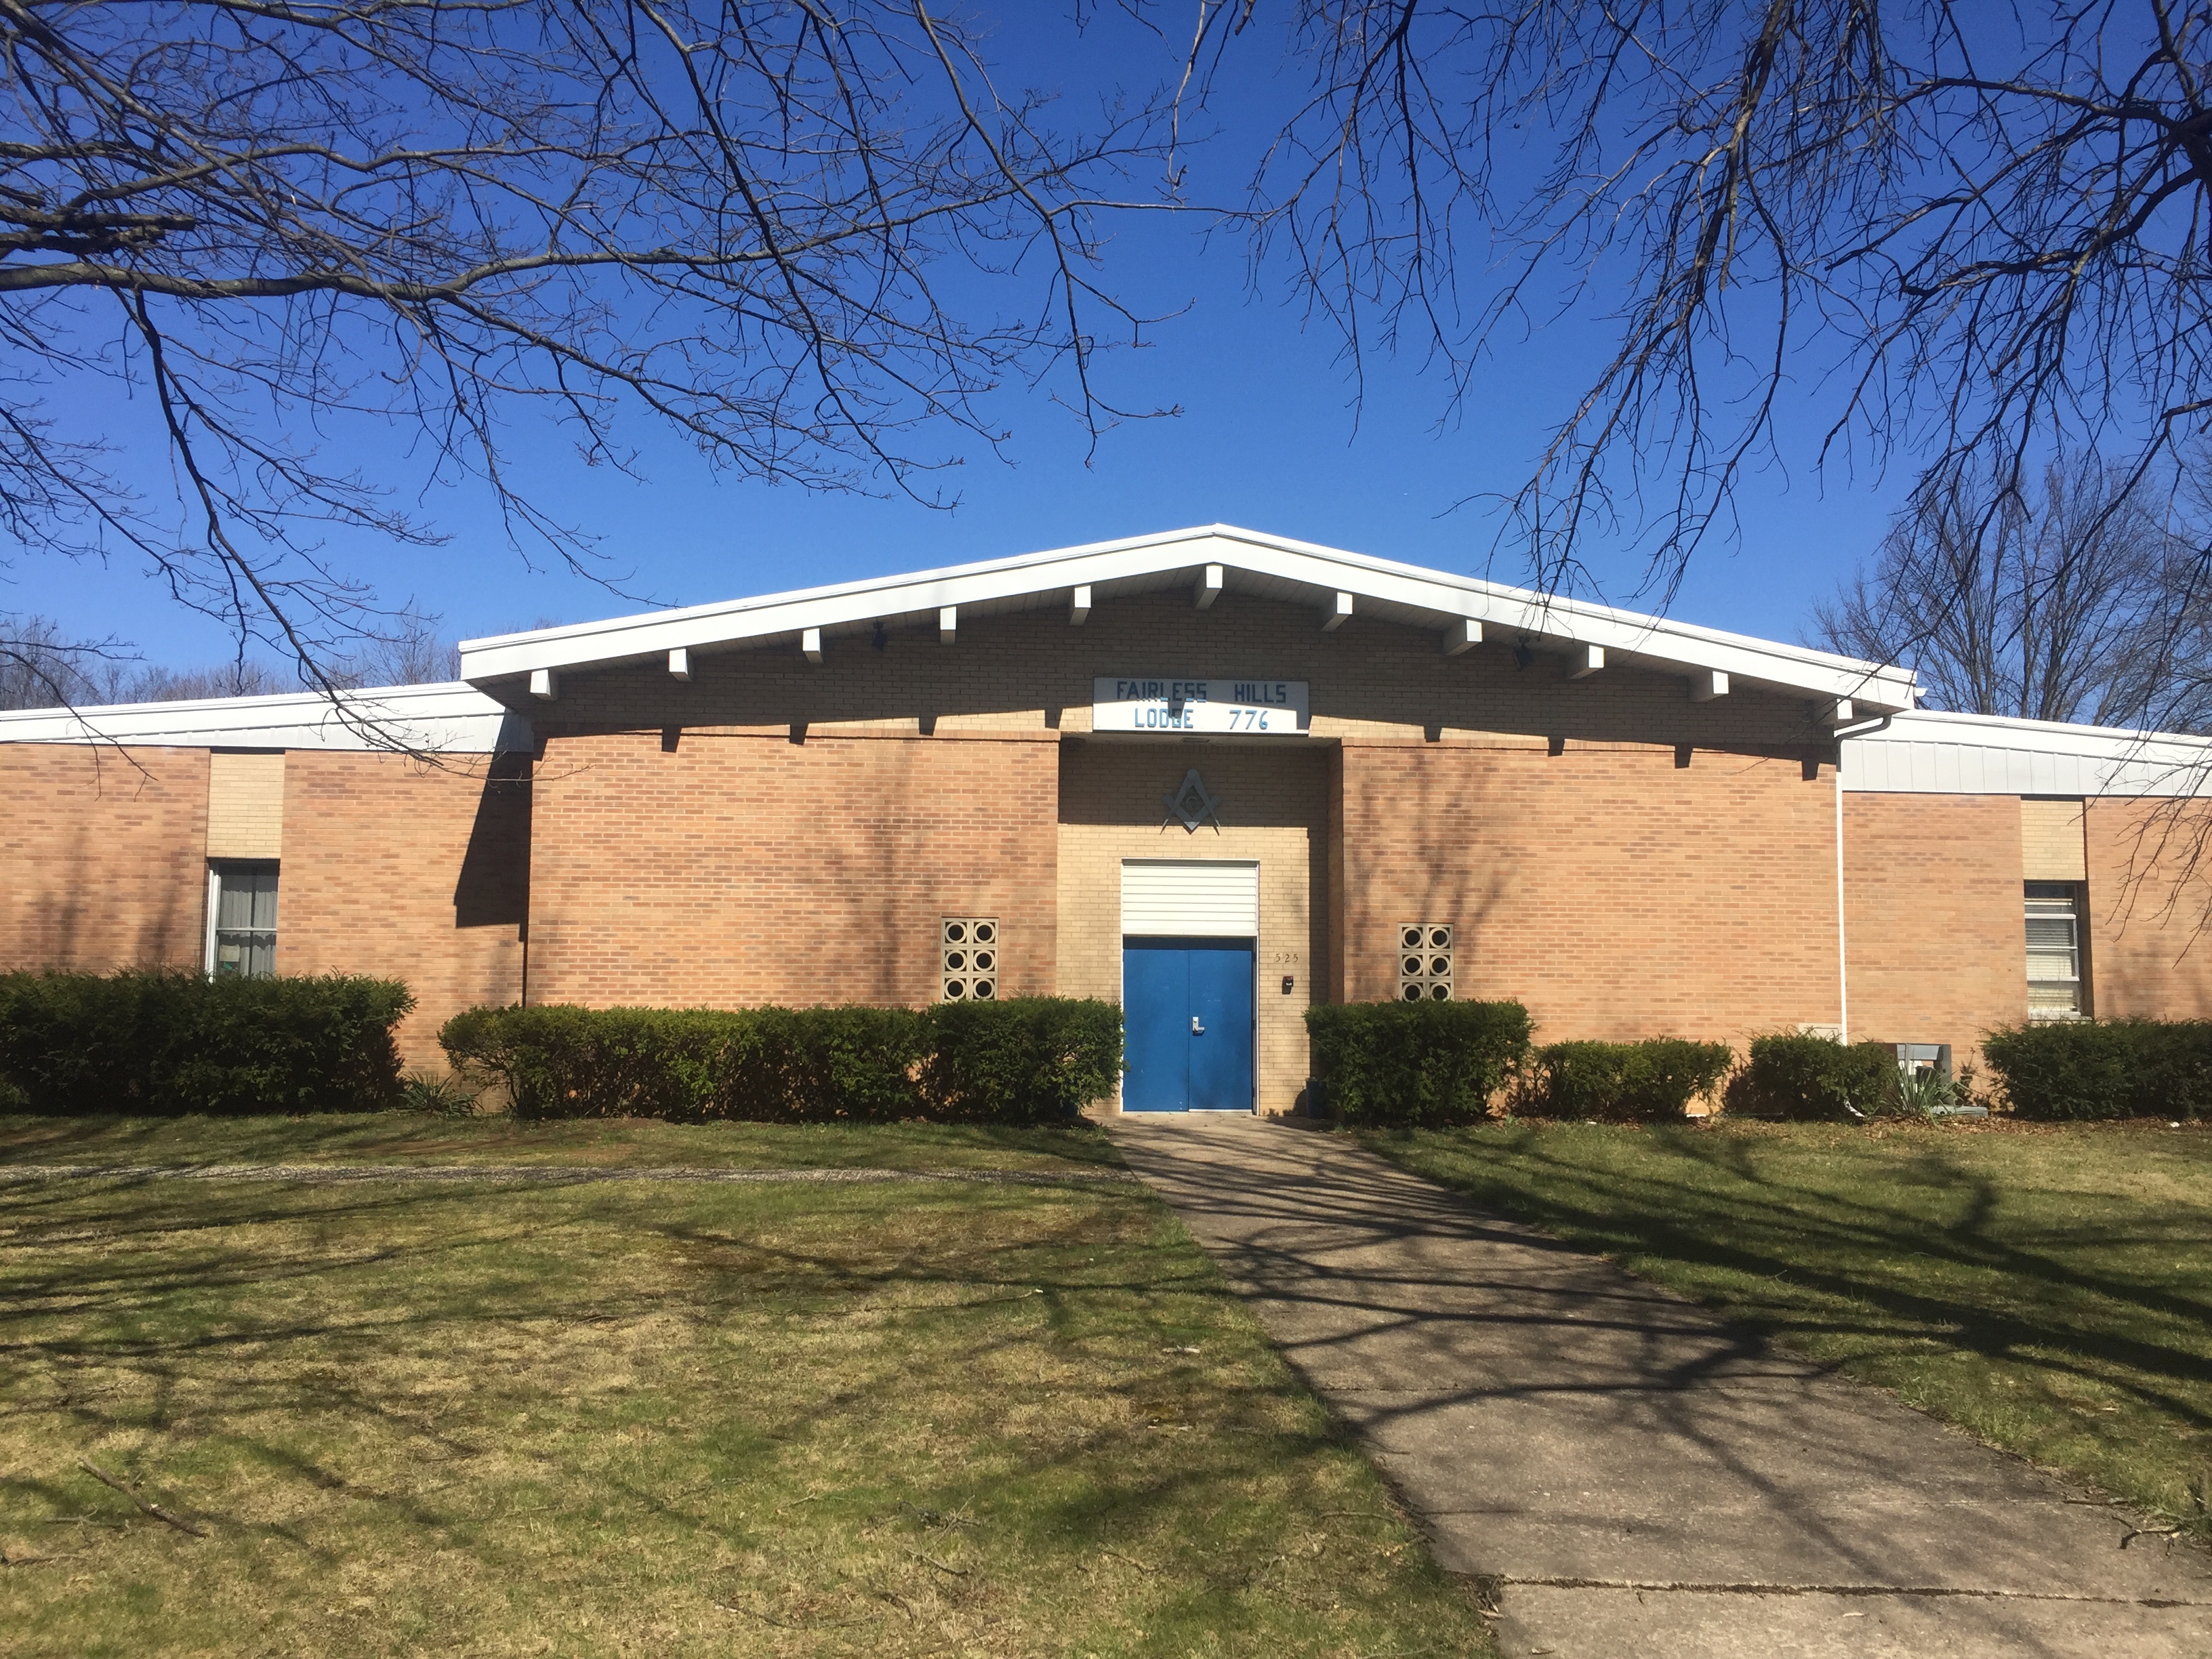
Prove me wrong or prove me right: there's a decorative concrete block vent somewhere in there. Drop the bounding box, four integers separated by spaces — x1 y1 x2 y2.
1397 924 1454 1002
941 918 1000 1002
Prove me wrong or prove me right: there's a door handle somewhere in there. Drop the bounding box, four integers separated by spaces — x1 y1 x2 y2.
1191 1016 1206 1036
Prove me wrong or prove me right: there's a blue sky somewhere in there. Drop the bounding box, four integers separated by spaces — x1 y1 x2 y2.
16 7 1914 672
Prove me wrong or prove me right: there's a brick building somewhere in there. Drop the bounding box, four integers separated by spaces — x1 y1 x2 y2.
5 525 2209 1111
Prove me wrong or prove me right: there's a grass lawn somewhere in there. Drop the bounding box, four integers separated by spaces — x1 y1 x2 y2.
1361 1118 2212 1542
0 1111 1126 1174
0 1118 1490 1657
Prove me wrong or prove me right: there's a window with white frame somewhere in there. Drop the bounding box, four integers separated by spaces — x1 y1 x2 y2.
2024 882 2085 1019
207 861 280 978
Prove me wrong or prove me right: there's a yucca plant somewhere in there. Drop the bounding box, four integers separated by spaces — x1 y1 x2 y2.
1892 1063 1954 1119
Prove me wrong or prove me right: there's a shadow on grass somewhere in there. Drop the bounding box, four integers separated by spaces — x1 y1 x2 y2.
1101 1115 2212 1603
1374 1124 2212 1422
0 1111 1128 1171
1331 1122 2212 1546
0 1169 1460 1654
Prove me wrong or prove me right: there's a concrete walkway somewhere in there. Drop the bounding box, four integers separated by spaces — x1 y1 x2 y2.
1109 1115 2212 1658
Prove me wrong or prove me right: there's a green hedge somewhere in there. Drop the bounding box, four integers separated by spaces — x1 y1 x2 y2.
1982 1019 2212 1121
1723 1033 1897 1121
1305 1000 1532 1127
0 970 413 1115
1521 1038 1736 1122
438 998 1123 1124
920 998 1124 1122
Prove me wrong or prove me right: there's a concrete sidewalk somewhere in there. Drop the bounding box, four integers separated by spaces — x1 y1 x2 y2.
1109 1115 2212 1658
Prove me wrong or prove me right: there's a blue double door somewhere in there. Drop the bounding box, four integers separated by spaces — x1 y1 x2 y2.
1123 937 1255 1112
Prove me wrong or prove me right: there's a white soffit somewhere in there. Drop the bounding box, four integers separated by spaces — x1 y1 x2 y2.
1122 859 1261 937
0 682 531 753
457 524 1920 712
1840 710 2212 798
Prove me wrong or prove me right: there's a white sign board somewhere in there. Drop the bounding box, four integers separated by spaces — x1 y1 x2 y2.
1092 678 1309 736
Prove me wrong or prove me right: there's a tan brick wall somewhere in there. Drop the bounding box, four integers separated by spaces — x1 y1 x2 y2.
206 750 285 858
0 744 209 972
1842 794 2026 1058
2021 798 2087 881
1057 742 1328 1114
278 751 529 1069
1339 740 1842 1048
528 729 1058 1010
0 587 1875 1107
2083 798 2212 1019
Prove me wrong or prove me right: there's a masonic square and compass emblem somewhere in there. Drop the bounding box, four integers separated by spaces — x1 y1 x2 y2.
1162 769 1224 834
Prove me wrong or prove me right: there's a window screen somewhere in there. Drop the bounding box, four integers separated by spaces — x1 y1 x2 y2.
2024 881 2084 1019
211 861 279 979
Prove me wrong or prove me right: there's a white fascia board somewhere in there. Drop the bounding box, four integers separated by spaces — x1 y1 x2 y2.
458 525 1233 680
1840 709 2212 797
457 523 1919 710
0 682 530 753
1390 577 1912 710
1189 529 1919 710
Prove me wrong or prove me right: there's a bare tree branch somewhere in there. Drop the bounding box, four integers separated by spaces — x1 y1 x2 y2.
1183 3 2212 605
1810 451 2210 729
0 0 1178 699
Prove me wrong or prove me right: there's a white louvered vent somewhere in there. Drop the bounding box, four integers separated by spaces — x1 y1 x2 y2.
1121 861 1259 938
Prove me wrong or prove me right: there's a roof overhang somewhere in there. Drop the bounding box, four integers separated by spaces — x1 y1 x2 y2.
1841 709 2212 797
0 682 529 753
458 525 1920 716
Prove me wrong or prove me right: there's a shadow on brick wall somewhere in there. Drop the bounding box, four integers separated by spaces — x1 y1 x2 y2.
454 752 531 931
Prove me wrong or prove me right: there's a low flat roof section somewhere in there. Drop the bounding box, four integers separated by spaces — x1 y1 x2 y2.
0 682 531 754
1841 710 2212 798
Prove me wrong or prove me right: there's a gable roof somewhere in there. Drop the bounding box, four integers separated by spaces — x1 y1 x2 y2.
457 524 1920 716
0 681 528 753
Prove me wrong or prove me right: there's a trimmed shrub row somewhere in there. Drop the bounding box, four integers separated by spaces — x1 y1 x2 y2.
1304 1012 1950 1126
1724 1033 1899 1121
1982 1019 2212 1121
1304 1000 1532 1126
1520 1038 1736 1122
13 968 2198 1126
1308 1006 1835 1126
437 997 1122 1124
0 970 413 1115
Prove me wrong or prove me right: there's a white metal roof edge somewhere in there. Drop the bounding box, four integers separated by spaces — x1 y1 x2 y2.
1840 708 2212 797
0 681 530 753
457 523 1919 710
